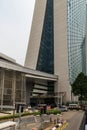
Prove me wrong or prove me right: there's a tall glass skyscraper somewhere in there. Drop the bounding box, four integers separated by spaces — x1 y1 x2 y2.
67 0 86 84
25 0 87 102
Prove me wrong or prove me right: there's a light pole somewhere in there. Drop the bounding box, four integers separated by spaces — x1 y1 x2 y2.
13 103 15 122
17 105 22 129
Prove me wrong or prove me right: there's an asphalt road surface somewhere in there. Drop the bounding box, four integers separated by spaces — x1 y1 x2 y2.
64 111 84 130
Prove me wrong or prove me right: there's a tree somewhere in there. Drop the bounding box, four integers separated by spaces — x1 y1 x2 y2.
72 72 87 101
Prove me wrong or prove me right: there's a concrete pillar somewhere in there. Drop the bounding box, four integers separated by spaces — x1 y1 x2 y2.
24 76 26 104
60 94 63 105
54 81 59 103
1 69 5 110
54 0 71 102
26 85 30 105
21 74 26 104
12 71 16 108
85 5 87 74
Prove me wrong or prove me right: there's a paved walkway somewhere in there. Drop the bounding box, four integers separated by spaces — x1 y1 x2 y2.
0 110 85 130
0 112 9 116
15 110 84 130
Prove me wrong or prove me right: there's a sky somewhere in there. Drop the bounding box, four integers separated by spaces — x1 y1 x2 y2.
0 0 35 65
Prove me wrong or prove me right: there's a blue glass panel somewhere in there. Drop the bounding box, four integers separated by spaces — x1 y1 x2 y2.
67 0 86 83
36 0 54 74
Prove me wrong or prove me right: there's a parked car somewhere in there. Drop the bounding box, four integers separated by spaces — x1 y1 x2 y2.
68 103 80 109
58 105 68 112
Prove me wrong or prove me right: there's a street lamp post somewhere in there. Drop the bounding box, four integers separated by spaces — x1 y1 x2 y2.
13 103 15 122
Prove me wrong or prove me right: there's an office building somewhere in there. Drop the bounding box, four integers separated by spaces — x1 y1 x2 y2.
0 0 87 109
0 53 57 109
25 0 87 102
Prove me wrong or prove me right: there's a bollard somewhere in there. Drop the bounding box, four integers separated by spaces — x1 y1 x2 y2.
57 118 60 123
50 117 53 123
54 119 57 124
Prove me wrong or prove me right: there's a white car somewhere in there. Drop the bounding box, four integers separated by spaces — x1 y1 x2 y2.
59 106 68 112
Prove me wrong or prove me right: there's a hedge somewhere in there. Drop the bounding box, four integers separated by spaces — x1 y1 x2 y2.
0 109 61 121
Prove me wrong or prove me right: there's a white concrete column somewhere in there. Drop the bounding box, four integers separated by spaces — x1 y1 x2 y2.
25 0 47 69
12 71 16 108
1 69 5 110
85 5 87 74
60 94 63 105
54 81 59 103
23 76 26 104
54 0 71 102
21 74 26 104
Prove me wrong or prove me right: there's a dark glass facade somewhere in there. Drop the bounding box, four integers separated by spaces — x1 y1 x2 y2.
36 0 54 74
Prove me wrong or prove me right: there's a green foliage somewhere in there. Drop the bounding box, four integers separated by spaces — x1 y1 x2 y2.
0 109 61 121
0 114 20 121
0 115 13 120
46 109 61 114
0 111 40 121
33 111 40 115
72 72 87 101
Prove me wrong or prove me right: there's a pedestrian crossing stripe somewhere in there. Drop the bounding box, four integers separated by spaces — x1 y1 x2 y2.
58 122 69 130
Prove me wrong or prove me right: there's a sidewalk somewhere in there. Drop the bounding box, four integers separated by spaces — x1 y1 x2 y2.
0 110 84 130
15 110 81 130
0 110 14 118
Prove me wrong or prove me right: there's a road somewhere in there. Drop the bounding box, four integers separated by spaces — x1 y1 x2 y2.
64 111 84 130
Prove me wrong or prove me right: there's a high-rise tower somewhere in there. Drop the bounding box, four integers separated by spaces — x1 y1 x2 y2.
25 0 86 102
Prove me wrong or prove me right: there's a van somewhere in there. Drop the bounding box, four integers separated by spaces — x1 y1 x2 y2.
68 103 80 109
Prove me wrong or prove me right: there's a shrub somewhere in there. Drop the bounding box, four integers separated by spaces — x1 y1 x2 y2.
0 109 61 121
46 109 61 115
33 111 40 115
0 111 41 121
